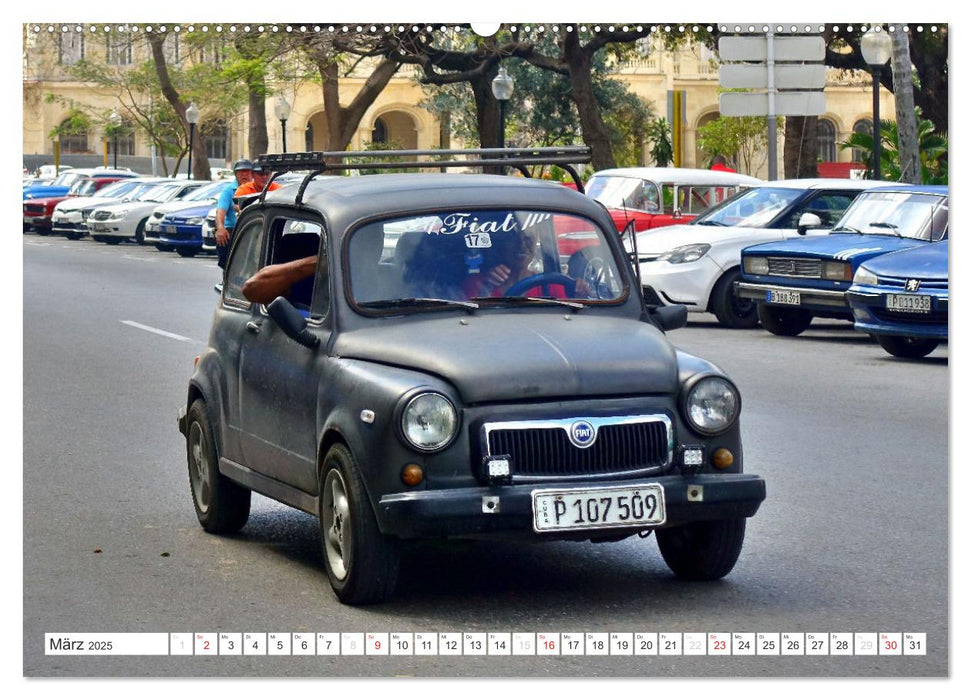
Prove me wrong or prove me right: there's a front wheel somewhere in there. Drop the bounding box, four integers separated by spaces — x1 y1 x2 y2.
757 304 814 336
876 334 940 358
319 444 399 604
177 247 198 258
185 399 251 534
656 518 746 580
710 270 758 328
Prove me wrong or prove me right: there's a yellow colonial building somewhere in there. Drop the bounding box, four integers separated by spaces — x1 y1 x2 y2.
22 25 894 179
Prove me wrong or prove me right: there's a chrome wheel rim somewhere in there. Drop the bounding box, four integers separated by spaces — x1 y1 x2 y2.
323 469 352 581
188 422 212 514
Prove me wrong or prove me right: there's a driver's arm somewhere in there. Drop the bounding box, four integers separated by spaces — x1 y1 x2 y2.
242 255 319 304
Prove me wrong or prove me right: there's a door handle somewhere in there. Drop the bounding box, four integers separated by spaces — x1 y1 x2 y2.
246 321 262 334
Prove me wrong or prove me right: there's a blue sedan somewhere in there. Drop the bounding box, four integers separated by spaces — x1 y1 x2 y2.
846 240 948 358
157 203 212 257
736 185 948 336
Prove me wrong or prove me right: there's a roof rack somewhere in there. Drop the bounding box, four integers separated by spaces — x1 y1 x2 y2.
254 147 592 205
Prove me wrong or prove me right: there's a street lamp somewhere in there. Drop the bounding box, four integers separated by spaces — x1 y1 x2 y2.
860 29 892 180
185 101 200 180
109 109 121 169
491 66 514 149
274 97 291 153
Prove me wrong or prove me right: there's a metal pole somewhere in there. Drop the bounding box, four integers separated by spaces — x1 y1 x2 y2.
187 123 195 180
281 118 288 153
871 67 882 180
766 31 778 181
498 100 506 149
113 136 118 169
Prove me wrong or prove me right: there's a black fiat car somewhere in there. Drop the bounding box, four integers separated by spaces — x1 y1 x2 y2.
178 149 765 604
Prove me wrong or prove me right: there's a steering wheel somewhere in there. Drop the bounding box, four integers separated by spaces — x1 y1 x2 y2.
504 272 577 298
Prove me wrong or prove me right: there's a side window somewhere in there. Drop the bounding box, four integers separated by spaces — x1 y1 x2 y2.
784 192 856 229
224 218 265 305
267 218 328 319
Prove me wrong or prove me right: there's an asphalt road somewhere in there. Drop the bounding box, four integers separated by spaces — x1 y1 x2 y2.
22 233 949 678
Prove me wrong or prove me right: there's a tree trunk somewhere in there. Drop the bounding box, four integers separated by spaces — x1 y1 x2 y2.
248 89 268 159
316 54 400 153
562 31 616 171
783 116 819 178
891 31 920 184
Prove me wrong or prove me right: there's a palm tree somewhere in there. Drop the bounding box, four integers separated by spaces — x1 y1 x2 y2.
840 108 947 184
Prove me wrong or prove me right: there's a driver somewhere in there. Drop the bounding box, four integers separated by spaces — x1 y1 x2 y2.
462 230 552 298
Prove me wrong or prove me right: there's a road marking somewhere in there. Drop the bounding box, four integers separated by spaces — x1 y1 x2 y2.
121 320 192 343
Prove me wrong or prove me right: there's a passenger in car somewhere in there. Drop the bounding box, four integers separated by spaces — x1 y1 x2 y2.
241 255 319 305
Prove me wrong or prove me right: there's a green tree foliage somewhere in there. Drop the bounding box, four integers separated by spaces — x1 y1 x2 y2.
697 114 778 176
839 107 947 184
645 117 674 167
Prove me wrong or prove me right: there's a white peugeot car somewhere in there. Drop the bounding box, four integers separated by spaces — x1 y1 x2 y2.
629 179 884 328
88 179 209 245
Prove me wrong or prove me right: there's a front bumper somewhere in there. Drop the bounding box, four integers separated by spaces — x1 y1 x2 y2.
637 256 723 310
377 473 765 539
736 281 849 311
847 288 948 339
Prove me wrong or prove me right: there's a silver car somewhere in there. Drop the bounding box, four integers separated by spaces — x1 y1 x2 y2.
88 180 209 245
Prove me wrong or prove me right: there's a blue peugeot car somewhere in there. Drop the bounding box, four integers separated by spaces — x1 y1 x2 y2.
735 185 948 336
846 240 948 358
157 203 212 257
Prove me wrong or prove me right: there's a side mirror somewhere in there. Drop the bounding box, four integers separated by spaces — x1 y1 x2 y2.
652 304 688 332
266 297 319 349
797 212 822 235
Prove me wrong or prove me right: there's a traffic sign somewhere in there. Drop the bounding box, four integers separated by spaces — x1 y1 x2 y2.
719 92 827 117
719 64 827 90
718 36 825 62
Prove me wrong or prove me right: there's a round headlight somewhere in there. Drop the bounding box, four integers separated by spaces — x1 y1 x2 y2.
401 392 458 452
684 376 740 435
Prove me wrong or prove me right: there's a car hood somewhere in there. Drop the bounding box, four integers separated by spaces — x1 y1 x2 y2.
153 199 217 216
630 223 797 255
743 233 928 266
860 240 948 280
163 204 212 220
334 313 679 403
94 201 156 214
24 185 69 199
57 196 129 213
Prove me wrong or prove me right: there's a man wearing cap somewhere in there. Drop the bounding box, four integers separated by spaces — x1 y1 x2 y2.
215 159 254 269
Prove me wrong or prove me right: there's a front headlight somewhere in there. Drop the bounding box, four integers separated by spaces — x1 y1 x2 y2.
401 392 458 452
683 375 740 436
109 210 129 221
186 217 205 225
853 265 878 286
657 243 711 264
743 256 769 275
822 260 852 281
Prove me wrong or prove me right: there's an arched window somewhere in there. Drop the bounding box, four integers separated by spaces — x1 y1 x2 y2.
58 118 89 154
371 117 388 144
852 119 874 163
816 119 837 163
203 121 229 160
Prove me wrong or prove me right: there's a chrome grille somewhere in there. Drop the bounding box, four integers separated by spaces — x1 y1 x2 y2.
482 415 672 482
767 257 822 278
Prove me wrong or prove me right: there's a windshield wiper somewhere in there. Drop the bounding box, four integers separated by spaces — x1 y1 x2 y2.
360 297 479 312
472 296 585 310
695 220 727 226
867 222 901 235
830 225 861 233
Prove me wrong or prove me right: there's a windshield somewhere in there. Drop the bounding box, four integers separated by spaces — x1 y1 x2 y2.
68 180 98 196
96 180 142 199
586 175 660 213
348 209 627 310
693 186 804 228
51 172 82 187
831 191 948 241
184 182 225 201
139 183 183 203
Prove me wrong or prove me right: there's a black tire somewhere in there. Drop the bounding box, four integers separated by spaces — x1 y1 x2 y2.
710 269 758 328
134 219 147 245
757 304 814 336
35 228 50 237
177 247 198 258
319 443 400 604
876 335 940 359
104 238 122 245
656 518 746 581
156 244 174 253
64 232 83 241
185 399 251 534
91 235 105 243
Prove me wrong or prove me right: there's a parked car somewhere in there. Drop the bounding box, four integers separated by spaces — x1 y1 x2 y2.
23 167 136 200
177 149 766 604
156 203 213 256
144 180 223 250
846 240 948 358
51 178 169 240
86 179 208 245
735 185 948 336
628 178 884 328
23 176 129 234
585 168 762 235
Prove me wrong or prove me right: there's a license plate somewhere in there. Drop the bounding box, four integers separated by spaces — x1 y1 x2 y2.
766 288 801 305
92 223 108 232
886 293 931 313
162 225 176 233
532 484 666 533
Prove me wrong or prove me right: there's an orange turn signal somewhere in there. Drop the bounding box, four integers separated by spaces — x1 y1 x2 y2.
712 448 734 470
402 464 424 486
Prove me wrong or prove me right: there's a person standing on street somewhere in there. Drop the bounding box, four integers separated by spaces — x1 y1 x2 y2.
709 155 737 173
215 159 254 269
